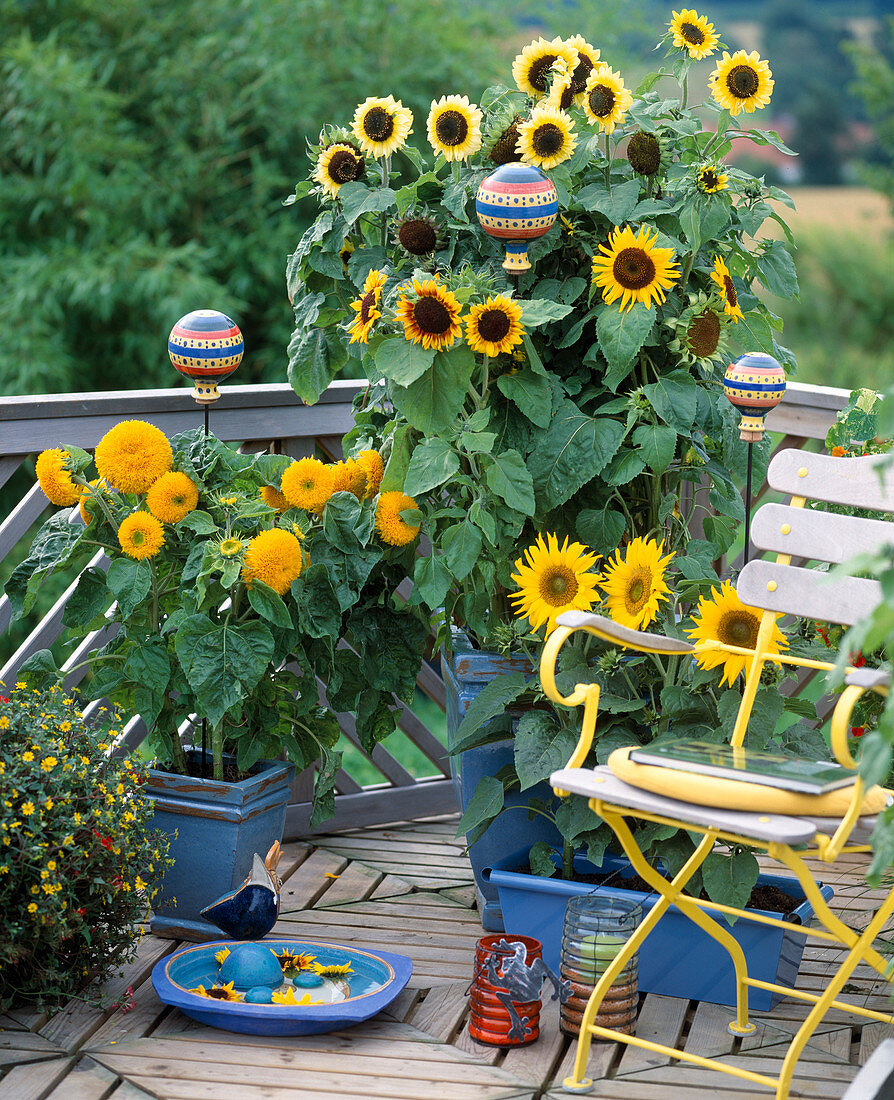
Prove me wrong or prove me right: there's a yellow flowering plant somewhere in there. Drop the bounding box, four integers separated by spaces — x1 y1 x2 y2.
0 684 173 1011
11 424 427 815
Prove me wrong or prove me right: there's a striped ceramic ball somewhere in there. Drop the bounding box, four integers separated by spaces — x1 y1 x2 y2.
723 352 786 441
475 163 558 273
168 309 243 403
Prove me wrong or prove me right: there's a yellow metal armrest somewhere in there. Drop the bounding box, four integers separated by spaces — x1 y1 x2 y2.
540 624 601 797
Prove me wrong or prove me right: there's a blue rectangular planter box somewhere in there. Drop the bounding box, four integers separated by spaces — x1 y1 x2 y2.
485 848 833 1010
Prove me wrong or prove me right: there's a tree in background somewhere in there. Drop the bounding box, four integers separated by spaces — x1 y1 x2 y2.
847 17 894 209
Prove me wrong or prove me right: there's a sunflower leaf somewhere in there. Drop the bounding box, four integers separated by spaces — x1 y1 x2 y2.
338 182 398 226
403 438 460 496
497 367 552 429
576 506 625 557
413 552 453 610
389 346 475 434
528 399 625 512
641 370 699 433
106 557 152 621
633 423 677 475
441 519 483 582
515 711 578 791
732 310 777 357
518 299 574 327
578 179 641 224
596 303 655 376
485 448 535 516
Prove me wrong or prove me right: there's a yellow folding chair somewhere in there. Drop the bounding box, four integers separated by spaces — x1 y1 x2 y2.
541 449 894 1098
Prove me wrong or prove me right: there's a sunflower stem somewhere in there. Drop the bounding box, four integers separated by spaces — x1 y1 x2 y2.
680 251 694 290
212 720 224 781
379 156 390 247
480 354 491 405
681 71 689 111
603 132 611 189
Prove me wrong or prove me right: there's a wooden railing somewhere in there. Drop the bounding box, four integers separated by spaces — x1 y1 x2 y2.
0 378 852 837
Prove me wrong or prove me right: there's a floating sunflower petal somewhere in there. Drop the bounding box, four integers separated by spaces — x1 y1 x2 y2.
510 532 601 635
709 50 774 116
686 579 787 686
591 225 680 313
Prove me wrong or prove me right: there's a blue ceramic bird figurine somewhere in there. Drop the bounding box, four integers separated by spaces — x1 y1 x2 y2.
200 841 283 940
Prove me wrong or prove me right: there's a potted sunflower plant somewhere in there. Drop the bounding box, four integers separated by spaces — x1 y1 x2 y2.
13 420 427 937
285 8 800 927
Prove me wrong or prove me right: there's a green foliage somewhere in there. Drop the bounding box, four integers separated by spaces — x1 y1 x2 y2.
0 686 173 1011
846 15 894 208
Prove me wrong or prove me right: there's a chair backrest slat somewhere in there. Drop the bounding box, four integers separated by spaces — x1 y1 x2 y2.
767 450 894 512
737 559 882 626
751 503 894 563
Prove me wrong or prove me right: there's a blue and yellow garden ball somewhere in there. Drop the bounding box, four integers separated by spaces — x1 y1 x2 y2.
475 162 558 273
168 309 244 404
723 352 786 442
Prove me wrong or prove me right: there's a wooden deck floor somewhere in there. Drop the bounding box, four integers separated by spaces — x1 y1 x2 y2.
2 815 893 1100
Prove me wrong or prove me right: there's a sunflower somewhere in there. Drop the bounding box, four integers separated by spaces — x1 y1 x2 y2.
667 294 730 369
215 947 231 967
564 35 601 100
273 987 322 1006
669 9 720 60
36 449 81 507
260 485 289 512
486 113 524 165
117 512 165 561
314 962 354 976
203 981 241 1002
592 225 680 313
543 58 575 111
352 95 413 158
375 491 420 546
710 254 744 321
427 95 483 162
95 420 173 494
582 65 633 133
330 459 367 498
79 478 109 525
395 277 463 352
355 449 384 498
313 142 365 200
276 948 317 972
242 528 304 596
687 580 787 687
600 536 674 631
219 537 243 557
626 131 662 177
465 295 525 357
512 37 579 99
709 50 774 116
281 456 334 512
392 210 445 258
340 239 355 268
516 106 577 171
510 532 601 635
696 164 729 194
146 471 199 524
348 268 386 345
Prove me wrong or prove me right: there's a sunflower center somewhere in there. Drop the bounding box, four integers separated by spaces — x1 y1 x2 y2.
726 64 760 99
680 21 705 44
532 123 565 158
588 84 616 117
399 219 437 255
529 54 558 92
131 529 146 547
490 118 523 165
624 567 652 615
435 109 469 147
686 310 721 357
413 295 451 335
571 55 594 94
539 565 579 606
700 168 719 189
477 308 511 343
363 106 395 141
627 132 661 175
301 478 317 493
718 610 759 649
207 988 232 1000
723 274 738 306
359 289 377 323
329 148 362 183
613 247 657 291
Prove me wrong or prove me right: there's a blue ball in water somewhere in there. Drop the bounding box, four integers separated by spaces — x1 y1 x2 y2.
218 943 283 991
244 985 274 1004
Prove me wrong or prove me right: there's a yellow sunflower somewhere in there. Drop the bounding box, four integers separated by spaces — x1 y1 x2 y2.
146 471 199 524
710 254 744 321
427 95 483 162
241 528 304 596
215 947 231 967
272 987 322 1006
352 95 413 158
395 278 463 352
543 58 575 112
582 65 633 133
313 142 366 199
564 35 601 101
314 962 353 976
516 106 577 171
696 164 729 194
219 537 243 557
117 512 165 562
669 9 720 60
355 449 384 498
512 37 579 99
260 485 289 512
330 459 367 498
276 948 317 972
687 580 787 686
709 50 774 116
375 491 421 546
194 981 241 1002
36 449 81 507
592 225 680 313
95 420 173 494
465 295 525 357
599 536 674 630
348 269 386 345
281 457 335 512
509 532 601 635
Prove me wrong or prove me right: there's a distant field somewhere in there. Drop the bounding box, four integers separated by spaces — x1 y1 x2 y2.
765 186 892 238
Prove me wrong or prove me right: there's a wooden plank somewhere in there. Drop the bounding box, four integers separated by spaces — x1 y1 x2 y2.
379 987 423 1024
276 849 348 913
453 1021 503 1065
683 1002 736 1059
0 1048 63 1069
861 1021 890 1063
0 1057 74 1100
616 994 689 1074
122 1081 534 1100
501 991 568 1087
285 778 459 839
87 972 169 1048
43 1056 118 1100
369 874 416 899
767 449 894 512
440 886 479 908
0 482 51 563
552 1030 618 1086
0 1033 64 1053
408 982 469 1042
310 861 383 906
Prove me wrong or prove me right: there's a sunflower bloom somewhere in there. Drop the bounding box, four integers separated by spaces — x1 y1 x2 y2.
281 457 335 512
465 295 525 357
710 254 744 321
516 106 577 171
669 9 720 60
348 269 386 345
510 532 601 635
627 131 662 176
687 580 787 687
36 449 81 507
600 536 674 630
199 981 241 1002
215 947 231 967
543 58 575 112
564 35 601 102
709 50 774 116
582 65 633 134
146 471 199 524
79 478 110 525
395 278 463 352
242 528 304 596
313 142 365 199
219 537 243 557
512 37 579 99
375 491 420 546
260 485 289 512
427 95 483 162
117 512 165 561
592 225 680 312
330 459 367 498
696 164 729 194
355 450 384 498
95 420 173 494
352 95 413 158
314 962 353 976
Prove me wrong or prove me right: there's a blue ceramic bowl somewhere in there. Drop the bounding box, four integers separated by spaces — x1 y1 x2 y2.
152 939 413 1036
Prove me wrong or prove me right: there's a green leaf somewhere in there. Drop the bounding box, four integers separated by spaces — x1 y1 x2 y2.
287 326 333 405
390 345 475 434
756 240 798 300
291 562 342 639
309 749 343 828
18 649 61 689
106 557 151 620
733 310 778 357
596 304 655 377
355 691 397 754
177 509 217 535
338 182 397 225
528 400 625 511
403 438 460 496
702 851 760 923
353 605 427 703
578 179 641 224
125 638 171 729
514 711 578 791
528 841 557 877
451 671 529 753
641 370 699 434
62 567 111 629
519 299 574 327
485 449 535 516
375 337 435 386
413 553 453 609
247 580 293 629
456 774 504 838
380 423 413 494
442 520 482 582
323 491 374 550
576 506 625 557
5 512 88 620
633 423 677 474
859 730 893 788
604 448 647 486
497 368 552 429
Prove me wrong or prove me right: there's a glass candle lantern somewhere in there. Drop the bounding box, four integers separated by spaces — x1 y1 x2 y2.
560 894 643 1037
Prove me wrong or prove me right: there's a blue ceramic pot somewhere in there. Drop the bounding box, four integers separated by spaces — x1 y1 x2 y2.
146 754 295 941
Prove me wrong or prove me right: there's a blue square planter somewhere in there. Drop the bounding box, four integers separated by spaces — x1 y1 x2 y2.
485 848 833 1010
147 756 295 941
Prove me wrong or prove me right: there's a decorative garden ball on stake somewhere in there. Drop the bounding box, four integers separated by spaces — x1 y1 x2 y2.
475 162 558 274
168 309 244 406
